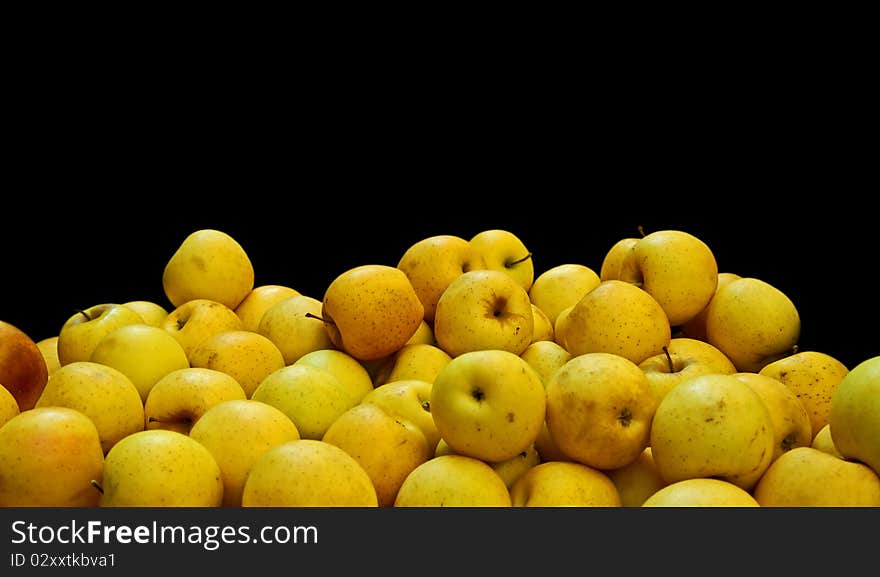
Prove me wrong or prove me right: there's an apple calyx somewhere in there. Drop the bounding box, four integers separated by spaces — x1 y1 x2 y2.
471 387 485 402
505 253 532 268
618 407 633 427
421 399 431 412
90 479 104 495
781 434 797 453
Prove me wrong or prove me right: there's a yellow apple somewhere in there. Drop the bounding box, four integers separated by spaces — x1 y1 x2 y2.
323 403 432 507
599 237 639 281
89 323 190 403
563 280 670 365
431 349 546 462
650 373 775 490
372 343 452 387
256 294 335 365
732 372 812 462
0 406 104 506
642 478 760 507
396 234 487 323
760 350 850 440
57 303 145 366
520 340 571 385
242 439 378 507
122 300 169 328
394 454 511 507
546 352 656 470
293 349 374 408
829 355 879 475
705 277 800 373
144 367 246 434
639 337 737 406
433 269 534 357
606 447 667 507
529 263 601 326
434 439 541 490
0 320 49 411
679 272 742 342
320 264 424 361
0 384 19 428
811 424 844 459
188 329 285 398
753 447 880 507
234 284 301 332
163 298 244 358
36 361 144 454
162 228 255 310
188 399 301 507
530 304 555 343
533 422 571 463
469 229 534 292
553 305 575 350
361 379 440 452
509 461 621 507
99 429 223 507
406 320 435 346
35 335 61 375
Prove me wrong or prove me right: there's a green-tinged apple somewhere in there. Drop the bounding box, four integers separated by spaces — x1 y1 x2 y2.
90 323 190 403
811 424 844 459
0 384 19 428
753 446 880 507
323 403 432 507
433 269 534 357
234 284 301 332
0 320 49 410
394 455 511 507
520 340 572 385
162 298 244 359
320 264 424 361
397 234 487 323
563 280 670 364
98 429 223 507
650 373 775 490
188 330 285 398
162 228 254 310
761 350 849 440
189 399 301 507
599 237 639 281
35 336 61 375
57 304 145 366
144 367 246 434
0 407 104 506
431 350 546 462
705 277 800 373
435 439 541 490
361 379 440 452
122 300 169 328
372 343 452 387
509 461 621 507
546 352 656 470
642 478 760 507
469 229 534 292
679 273 742 341
530 304 554 343
607 448 668 507
639 338 737 405
529 263 601 326
293 349 375 408
242 439 378 507
829 355 879 475
256 295 335 365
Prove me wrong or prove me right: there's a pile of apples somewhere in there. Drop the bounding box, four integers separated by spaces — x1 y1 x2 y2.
0 227 878 507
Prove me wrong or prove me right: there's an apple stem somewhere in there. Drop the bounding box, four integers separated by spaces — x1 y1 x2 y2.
637 225 646 238
305 312 334 325
506 253 533 267
90 479 104 495
76 309 92 321
662 346 674 373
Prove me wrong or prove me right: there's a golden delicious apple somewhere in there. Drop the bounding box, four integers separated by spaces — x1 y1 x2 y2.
320 264 424 361
650 373 775 490
520 340 571 385
811 424 844 459
434 439 541 489
189 399 301 507
760 350 850 440
163 298 244 358
144 367 246 434
0 406 104 506
256 294 335 365
753 447 880 507
323 403 432 507
293 349 374 408
431 349 546 462
396 234 487 323
234 284 300 332
546 352 656 470
372 343 452 387
162 228 255 310
599 237 639 281
122 300 169 328
361 379 440 452
394 454 511 507
553 305 574 350
406 320 435 346
607 448 667 507
37 361 144 454
0 384 19 428
242 439 378 507
89 323 190 403
641 478 759 507
433 269 534 357
563 280 670 365
530 304 554 343
188 330 285 397
469 229 534 292
529 263 601 326
251 364 355 440
57 303 145 366
732 372 812 462
639 337 737 406
678 272 742 341
829 355 879 475
35 335 61 375
99 429 223 507
0 319 48 410
533 422 571 463
705 277 800 373
509 461 621 507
